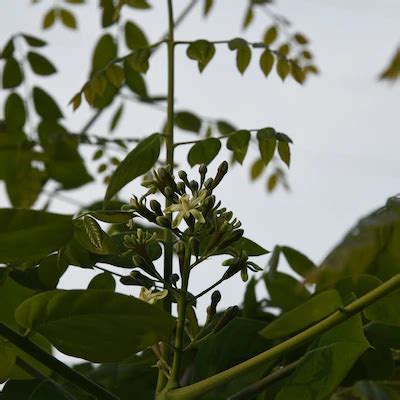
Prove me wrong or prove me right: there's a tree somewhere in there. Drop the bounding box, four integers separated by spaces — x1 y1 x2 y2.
1 1 400 399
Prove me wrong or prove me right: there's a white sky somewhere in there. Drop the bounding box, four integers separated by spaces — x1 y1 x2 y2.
1 0 400 351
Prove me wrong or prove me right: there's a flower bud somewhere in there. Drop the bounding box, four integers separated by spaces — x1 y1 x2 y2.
189 180 199 193
178 170 189 185
176 181 186 193
164 186 174 199
204 178 214 190
241 268 249 282
213 161 229 188
199 164 207 176
190 237 200 258
120 271 154 288
156 216 171 228
211 290 221 306
170 273 180 286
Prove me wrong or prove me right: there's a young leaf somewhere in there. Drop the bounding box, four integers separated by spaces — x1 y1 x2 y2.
33 87 63 120
263 26 278 45
188 138 221 166
105 133 161 201
278 141 291 167
259 50 275 77
27 52 57 76
294 32 309 45
226 130 251 164
88 272 116 291
250 158 264 180
0 209 74 263
82 216 103 249
260 290 342 339
277 57 291 81
60 8 77 29
186 40 216 73
4 93 26 130
2 57 23 89
174 111 202 133
257 127 276 166
42 8 57 29
110 103 124 132
15 290 176 362
125 21 149 50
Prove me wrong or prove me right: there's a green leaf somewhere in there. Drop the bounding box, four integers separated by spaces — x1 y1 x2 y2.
216 120 237 135
260 290 342 339
257 128 276 166
2 57 23 89
264 271 310 311
32 87 63 120
126 48 151 73
22 34 47 47
27 52 57 76
125 0 151 9
2 379 71 399
186 40 216 73
263 26 278 45
0 342 15 383
188 138 221 167
88 272 116 291
364 289 400 326
105 133 161 201
106 64 125 87
91 34 117 75
235 46 252 74
226 130 250 164
230 237 269 256
260 50 275 77
277 57 291 81
82 216 104 249
281 246 316 277
174 111 202 133
4 93 26 130
192 318 274 399
332 380 400 400
294 33 309 45
123 60 148 97
60 8 77 28
278 140 291 167
42 9 57 29
0 209 74 263
367 323 400 350
204 0 214 16
110 104 124 132
125 21 148 50
1 38 15 58
250 158 264 180
88 210 133 224
276 315 369 400
15 289 175 362
38 254 68 289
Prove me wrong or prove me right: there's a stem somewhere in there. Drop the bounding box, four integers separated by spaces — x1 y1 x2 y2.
166 274 400 400
0 323 118 400
193 277 225 300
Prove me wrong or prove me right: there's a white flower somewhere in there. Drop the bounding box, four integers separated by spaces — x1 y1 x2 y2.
139 287 168 304
164 190 207 229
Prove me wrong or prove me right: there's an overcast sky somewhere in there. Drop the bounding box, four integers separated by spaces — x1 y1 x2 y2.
1 0 400 337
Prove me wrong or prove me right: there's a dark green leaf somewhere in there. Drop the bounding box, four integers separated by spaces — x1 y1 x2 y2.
260 290 342 339
0 209 74 263
82 216 104 249
367 323 400 350
88 272 116 291
27 51 57 75
192 318 274 399
364 289 400 326
186 40 216 72
260 50 275 77
276 315 369 400
125 0 151 9
188 138 221 166
33 87 63 120
257 127 276 166
230 237 269 256
22 34 47 47
88 210 134 224
264 271 310 311
281 246 316 277
174 111 202 133
38 254 68 289
1 38 15 58
91 34 117 75
226 130 250 164
105 133 161 201
15 289 175 362
125 21 148 50
278 140 291 167
228 38 248 50
277 57 291 81
332 380 400 400
236 46 252 74
127 48 151 73
4 93 26 130
216 120 237 135
204 0 214 16
110 104 124 131
123 60 148 97
2 57 23 89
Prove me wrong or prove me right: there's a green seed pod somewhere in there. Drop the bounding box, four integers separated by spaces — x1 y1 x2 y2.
213 306 239 333
156 216 171 228
150 199 163 215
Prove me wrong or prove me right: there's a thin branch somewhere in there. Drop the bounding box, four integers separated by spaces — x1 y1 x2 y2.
227 359 300 400
193 277 225 301
94 265 125 278
0 323 118 400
